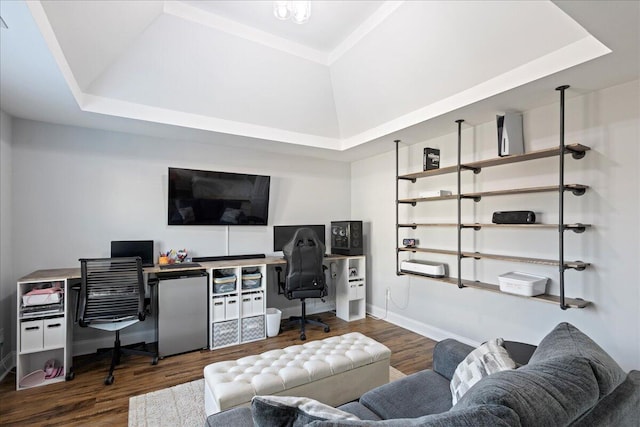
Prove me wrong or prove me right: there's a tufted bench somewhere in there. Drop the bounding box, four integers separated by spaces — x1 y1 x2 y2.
203 332 391 415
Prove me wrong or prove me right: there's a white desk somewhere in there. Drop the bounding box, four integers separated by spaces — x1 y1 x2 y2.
15 254 366 390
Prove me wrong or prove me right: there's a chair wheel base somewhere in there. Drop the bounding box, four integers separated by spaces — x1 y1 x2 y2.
104 375 114 385
300 333 306 341
152 356 159 365
324 326 330 333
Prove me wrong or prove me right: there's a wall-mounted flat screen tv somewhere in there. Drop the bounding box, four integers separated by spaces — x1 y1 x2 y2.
168 167 270 225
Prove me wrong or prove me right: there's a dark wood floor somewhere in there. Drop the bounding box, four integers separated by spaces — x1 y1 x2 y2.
0 313 436 426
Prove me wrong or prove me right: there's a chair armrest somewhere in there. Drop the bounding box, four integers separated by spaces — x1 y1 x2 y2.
432 339 474 381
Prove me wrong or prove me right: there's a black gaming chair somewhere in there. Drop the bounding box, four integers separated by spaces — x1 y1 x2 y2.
280 228 330 341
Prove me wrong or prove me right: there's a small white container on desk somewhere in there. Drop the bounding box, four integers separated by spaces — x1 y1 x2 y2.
498 272 548 296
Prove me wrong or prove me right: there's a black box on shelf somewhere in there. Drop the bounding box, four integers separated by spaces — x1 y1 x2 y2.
423 148 440 170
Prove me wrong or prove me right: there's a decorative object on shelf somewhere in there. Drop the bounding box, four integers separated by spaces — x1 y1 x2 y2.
273 1 311 24
497 112 524 156
423 147 440 170
492 211 536 224
498 272 548 296
349 267 358 277
402 238 418 248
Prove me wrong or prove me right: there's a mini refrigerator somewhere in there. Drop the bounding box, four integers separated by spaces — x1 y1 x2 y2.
157 270 208 357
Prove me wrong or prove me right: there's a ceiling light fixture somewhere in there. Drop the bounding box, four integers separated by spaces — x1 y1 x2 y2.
273 1 311 24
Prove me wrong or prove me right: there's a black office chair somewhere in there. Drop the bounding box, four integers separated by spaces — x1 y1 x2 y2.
78 257 158 385
280 228 330 341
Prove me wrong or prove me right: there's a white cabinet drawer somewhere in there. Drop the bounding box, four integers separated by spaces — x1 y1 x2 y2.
21 320 43 352
252 293 264 315
212 297 225 322
43 317 65 348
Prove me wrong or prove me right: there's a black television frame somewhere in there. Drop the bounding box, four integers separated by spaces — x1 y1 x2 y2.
168 167 271 226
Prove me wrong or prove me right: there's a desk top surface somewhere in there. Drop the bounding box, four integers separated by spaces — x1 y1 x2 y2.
18 254 357 282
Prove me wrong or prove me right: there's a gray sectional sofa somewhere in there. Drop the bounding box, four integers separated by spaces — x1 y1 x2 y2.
205 322 640 426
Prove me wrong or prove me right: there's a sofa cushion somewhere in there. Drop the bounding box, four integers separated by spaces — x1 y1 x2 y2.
529 322 626 398
450 338 516 405
454 355 600 427
251 395 359 427
359 370 453 419
307 404 521 426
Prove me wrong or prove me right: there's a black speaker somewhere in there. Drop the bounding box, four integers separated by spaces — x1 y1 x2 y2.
492 211 536 224
330 221 363 256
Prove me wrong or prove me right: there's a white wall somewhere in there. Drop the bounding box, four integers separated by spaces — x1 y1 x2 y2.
0 110 14 370
9 119 351 353
353 80 640 371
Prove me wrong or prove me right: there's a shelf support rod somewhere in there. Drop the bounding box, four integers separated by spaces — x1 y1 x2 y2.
556 85 569 310
456 120 465 288
395 139 401 276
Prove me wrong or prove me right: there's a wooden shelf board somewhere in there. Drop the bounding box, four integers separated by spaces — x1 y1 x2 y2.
397 272 590 308
398 223 591 229
398 184 589 204
397 144 590 181
398 247 458 256
398 247 589 269
462 184 589 199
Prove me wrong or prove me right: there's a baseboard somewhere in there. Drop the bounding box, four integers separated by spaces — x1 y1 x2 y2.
366 303 480 347
0 351 16 383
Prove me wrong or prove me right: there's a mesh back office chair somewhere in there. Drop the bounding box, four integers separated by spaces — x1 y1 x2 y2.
78 257 158 385
281 228 330 341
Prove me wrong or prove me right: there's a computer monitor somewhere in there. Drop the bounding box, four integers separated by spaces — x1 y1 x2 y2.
110 240 155 267
273 225 325 252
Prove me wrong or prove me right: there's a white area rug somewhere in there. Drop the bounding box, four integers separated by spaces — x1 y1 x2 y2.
128 367 406 427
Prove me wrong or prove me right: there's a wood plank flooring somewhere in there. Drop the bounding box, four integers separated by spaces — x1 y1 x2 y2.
0 313 436 426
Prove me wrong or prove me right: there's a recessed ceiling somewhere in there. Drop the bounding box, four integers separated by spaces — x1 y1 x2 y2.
0 1 638 161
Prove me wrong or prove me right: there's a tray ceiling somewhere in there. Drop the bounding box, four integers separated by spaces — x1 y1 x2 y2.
1 1 637 160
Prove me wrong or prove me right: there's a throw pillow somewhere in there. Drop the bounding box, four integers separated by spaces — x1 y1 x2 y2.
450 338 516 405
251 395 360 427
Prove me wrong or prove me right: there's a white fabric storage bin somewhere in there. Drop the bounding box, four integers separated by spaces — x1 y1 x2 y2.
225 295 239 318
241 315 265 343
212 297 225 322
498 272 548 296
43 317 65 348
21 319 44 352
212 319 239 349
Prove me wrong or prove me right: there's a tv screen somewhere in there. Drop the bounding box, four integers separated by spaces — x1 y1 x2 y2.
168 168 270 225
273 225 326 252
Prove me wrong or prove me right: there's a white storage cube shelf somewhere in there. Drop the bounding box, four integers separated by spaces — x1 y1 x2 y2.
16 279 71 390
209 265 267 349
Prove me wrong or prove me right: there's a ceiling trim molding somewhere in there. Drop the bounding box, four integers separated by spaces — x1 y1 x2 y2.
25 1 85 107
339 34 611 150
328 1 404 65
163 0 330 65
81 93 343 150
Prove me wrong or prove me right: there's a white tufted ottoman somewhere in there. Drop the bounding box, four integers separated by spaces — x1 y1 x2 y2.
203 332 391 415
